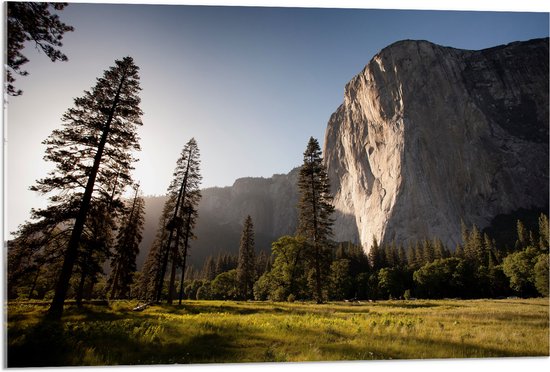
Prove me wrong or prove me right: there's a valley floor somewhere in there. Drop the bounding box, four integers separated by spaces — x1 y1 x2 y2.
6 298 549 366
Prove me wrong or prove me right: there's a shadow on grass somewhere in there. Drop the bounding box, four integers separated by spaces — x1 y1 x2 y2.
7 306 239 367
8 318 70 367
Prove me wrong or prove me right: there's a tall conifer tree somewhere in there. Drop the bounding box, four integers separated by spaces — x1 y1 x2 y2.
237 215 256 300
296 137 334 303
107 184 146 299
28 57 143 318
151 138 202 303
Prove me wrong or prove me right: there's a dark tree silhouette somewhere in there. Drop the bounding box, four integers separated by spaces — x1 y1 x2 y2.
107 184 146 299
296 137 334 303
31 57 143 318
237 215 256 299
6 2 74 95
150 138 202 303
139 200 173 301
177 189 201 304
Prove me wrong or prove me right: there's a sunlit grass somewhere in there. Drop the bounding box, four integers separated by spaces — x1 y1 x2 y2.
6 298 549 366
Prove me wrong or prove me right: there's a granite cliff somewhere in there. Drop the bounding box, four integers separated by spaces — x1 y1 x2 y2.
324 38 549 249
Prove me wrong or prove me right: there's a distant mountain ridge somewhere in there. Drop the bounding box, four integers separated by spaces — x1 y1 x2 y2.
138 168 300 270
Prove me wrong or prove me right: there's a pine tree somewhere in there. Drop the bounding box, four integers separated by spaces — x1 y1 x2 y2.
158 138 202 304
368 237 381 271
237 215 256 300
516 220 528 250
139 198 173 301
296 137 335 303
107 184 145 299
75 201 116 306
468 225 485 265
177 189 201 305
433 238 446 259
202 256 217 280
538 214 549 251
422 239 435 264
397 245 408 267
7 2 74 95
26 57 143 318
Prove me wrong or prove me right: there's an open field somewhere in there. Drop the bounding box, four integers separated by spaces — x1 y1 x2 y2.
6 298 549 367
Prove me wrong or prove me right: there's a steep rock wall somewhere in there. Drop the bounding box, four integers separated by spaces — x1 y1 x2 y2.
324 38 549 250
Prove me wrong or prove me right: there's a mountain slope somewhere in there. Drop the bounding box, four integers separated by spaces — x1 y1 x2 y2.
324 38 549 249
137 168 299 270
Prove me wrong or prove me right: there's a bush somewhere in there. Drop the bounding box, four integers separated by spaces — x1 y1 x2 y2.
211 270 238 300
253 273 272 301
502 247 539 296
534 254 549 297
196 282 212 300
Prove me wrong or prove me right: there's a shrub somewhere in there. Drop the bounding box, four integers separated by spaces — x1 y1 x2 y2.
534 254 549 297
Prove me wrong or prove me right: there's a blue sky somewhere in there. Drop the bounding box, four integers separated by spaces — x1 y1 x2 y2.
5 1 549 235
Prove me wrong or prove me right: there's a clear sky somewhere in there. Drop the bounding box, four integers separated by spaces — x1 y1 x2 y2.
4 0 549 236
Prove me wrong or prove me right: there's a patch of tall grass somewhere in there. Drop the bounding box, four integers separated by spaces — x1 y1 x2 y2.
6 298 549 366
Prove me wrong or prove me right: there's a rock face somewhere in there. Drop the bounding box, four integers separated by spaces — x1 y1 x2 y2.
138 169 300 269
324 38 549 250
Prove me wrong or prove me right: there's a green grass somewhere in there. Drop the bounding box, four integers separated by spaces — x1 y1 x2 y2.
6 298 549 366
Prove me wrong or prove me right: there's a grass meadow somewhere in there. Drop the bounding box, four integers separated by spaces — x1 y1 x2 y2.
6 298 549 367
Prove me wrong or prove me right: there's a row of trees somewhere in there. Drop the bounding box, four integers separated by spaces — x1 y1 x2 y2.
177 213 548 303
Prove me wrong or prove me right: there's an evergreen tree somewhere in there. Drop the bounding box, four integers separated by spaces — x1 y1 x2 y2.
538 213 549 252
406 242 418 269
202 256 217 280
178 189 201 305
237 215 256 300
368 237 381 271
414 241 424 267
433 238 446 259
75 201 116 306
296 137 334 303
153 138 202 303
397 245 408 267
139 198 172 301
516 220 528 250
215 253 238 275
24 57 143 318
255 250 272 277
422 239 435 264
468 225 485 265
107 184 145 299
7 2 74 95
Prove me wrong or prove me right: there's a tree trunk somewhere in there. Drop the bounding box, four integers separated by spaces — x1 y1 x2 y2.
28 267 41 299
155 147 193 302
47 73 126 319
166 227 182 304
309 155 322 304
178 208 193 305
76 267 87 307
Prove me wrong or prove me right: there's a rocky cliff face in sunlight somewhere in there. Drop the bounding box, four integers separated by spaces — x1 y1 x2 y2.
324 38 549 250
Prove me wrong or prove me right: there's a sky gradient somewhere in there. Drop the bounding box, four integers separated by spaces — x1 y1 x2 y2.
5 1 549 236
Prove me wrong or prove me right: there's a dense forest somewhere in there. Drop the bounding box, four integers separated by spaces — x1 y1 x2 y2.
6 3 549 320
